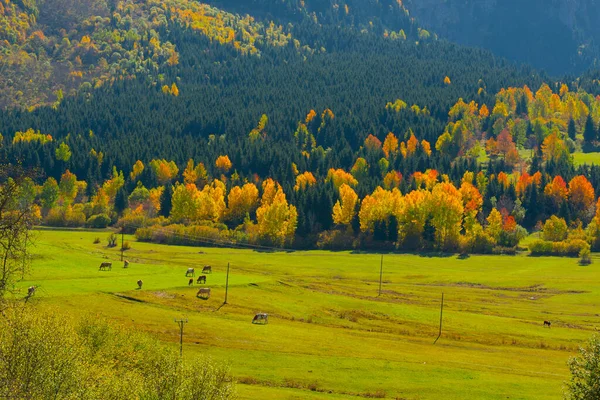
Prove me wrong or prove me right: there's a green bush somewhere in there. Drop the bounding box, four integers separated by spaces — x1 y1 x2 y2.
86 213 111 228
316 229 354 250
135 223 250 248
0 307 236 399
529 239 590 257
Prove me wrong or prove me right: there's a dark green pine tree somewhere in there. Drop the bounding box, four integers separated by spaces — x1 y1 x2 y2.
583 115 596 144
568 118 577 141
114 187 128 216
160 184 173 218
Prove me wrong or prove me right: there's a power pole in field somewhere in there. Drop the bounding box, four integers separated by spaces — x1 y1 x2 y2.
378 255 383 297
120 227 124 262
174 318 188 357
224 262 230 304
433 293 444 345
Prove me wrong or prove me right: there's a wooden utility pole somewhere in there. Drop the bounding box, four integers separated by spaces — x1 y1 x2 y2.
433 293 444 344
378 255 383 296
174 319 188 357
224 262 230 304
120 227 124 261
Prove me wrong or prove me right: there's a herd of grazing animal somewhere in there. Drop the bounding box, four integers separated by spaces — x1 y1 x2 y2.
96 259 213 299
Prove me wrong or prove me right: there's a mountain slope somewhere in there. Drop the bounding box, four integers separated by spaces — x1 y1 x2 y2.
404 0 600 75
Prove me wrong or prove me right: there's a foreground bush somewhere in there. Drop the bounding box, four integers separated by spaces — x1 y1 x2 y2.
135 223 250 247
529 239 590 257
0 307 236 400
566 334 600 399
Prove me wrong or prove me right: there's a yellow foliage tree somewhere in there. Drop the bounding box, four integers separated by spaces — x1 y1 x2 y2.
332 184 358 226
215 155 232 174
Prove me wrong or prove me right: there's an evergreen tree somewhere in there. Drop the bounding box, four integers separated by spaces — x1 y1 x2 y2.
160 184 173 218
568 118 577 141
114 187 128 215
584 115 596 144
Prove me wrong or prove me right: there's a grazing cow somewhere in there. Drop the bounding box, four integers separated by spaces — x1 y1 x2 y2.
188 278 194 286
137 280 143 289
544 320 551 328
202 265 212 274
252 312 268 325
27 286 36 298
99 262 112 271
186 268 195 277
197 275 206 284
123 260 129 268
197 288 210 299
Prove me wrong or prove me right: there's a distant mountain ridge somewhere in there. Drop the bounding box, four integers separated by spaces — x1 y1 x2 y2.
404 0 600 75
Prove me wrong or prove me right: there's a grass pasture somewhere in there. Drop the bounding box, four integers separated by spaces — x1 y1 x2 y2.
18 228 600 399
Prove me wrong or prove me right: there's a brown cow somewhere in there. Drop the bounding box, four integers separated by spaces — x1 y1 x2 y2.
197 275 206 284
188 278 194 286
197 288 210 299
252 313 268 325
544 320 551 328
202 265 212 274
137 280 143 289
99 262 112 271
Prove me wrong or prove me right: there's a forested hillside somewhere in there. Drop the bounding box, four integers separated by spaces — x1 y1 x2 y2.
404 0 600 75
3 0 600 255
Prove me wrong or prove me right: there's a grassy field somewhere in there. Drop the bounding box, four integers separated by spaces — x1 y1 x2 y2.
17 228 600 399
572 152 600 166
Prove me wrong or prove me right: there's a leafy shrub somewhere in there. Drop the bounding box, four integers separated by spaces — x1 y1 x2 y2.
529 239 590 257
93 237 101 244
0 307 236 399
316 229 354 250
566 334 600 399
44 205 86 227
121 241 131 251
107 233 117 248
498 226 528 248
542 216 568 242
86 213 111 228
135 224 250 248
579 247 592 265
460 230 496 254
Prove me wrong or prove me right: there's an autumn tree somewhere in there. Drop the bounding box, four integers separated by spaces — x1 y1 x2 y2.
183 159 208 187
544 176 568 206
226 183 259 225
0 166 37 303
397 190 430 249
568 175 595 219
215 155 232 174
55 142 72 162
430 182 463 250
358 187 402 235
40 177 59 211
130 160 144 181
332 184 358 227
382 132 399 158
326 169 357 189
149 159 179 184
294 172 317 191
364 134 382 152
486 208 503 242
350 158 368 181
255 182 297 246
542 216 568 242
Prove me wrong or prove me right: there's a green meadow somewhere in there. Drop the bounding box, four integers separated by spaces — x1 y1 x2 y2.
19 228 600 399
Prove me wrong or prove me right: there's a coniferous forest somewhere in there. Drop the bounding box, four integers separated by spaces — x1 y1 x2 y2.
3 0 600 256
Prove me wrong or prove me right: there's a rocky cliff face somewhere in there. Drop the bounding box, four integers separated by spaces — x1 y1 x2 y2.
404 0 600 75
